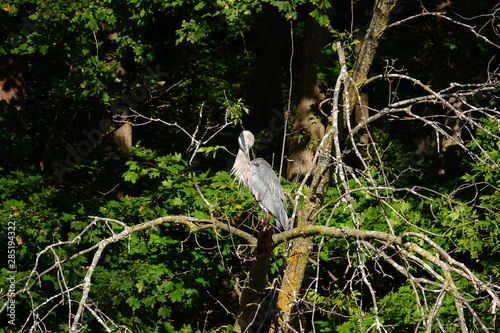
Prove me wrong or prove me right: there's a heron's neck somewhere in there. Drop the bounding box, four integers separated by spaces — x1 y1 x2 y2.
231 149 251 187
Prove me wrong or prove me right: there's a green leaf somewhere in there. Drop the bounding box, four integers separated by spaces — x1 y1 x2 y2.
136 280 145 293
126 296 141 311
171 197 183 206
123 171 139 184
158 306 171 319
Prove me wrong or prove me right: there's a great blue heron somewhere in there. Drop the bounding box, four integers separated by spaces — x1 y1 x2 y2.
232 130 289 232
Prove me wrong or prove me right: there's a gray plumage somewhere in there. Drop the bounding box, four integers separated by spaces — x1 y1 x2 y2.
232 130 289 232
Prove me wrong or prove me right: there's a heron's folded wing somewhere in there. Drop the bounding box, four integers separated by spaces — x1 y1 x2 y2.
248 158 288 231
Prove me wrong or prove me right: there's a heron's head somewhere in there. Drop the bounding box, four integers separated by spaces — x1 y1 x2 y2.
238 130 254 158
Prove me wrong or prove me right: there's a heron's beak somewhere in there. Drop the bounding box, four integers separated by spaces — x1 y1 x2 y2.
238 132 250 159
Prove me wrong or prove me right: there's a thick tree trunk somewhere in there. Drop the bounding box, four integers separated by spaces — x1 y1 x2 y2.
286 3 330 183
274 144 332 332
276 1 397 331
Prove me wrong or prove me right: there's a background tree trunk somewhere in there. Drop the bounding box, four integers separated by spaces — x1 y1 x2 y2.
0 55 25 168
113 122 133 153
0 56 24 108
286 3 330 183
